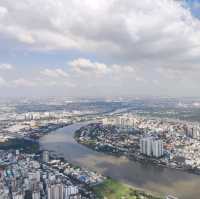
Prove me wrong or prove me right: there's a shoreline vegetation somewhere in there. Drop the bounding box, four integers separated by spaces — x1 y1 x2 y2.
92 178 163 199
0 138 39 153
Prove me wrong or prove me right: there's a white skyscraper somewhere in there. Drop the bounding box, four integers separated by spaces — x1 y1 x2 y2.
32 191 40 199
140 138 163 158
47 183 64 199
42 151 49 163
140 137 153 156
152 140 163 158
64 186 79 198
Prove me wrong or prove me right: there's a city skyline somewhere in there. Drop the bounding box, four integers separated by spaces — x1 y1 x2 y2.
0 0 200 98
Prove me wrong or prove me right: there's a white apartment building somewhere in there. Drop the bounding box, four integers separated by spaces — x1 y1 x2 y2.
140 137 163 158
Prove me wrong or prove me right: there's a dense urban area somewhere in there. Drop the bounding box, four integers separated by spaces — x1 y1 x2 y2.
0 98 177 199
1 97 200 199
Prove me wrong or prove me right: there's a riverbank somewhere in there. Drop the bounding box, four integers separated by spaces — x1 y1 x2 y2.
78 138 200 175
74 123 200 176
41 139 164 198
92 178 163 199
0 138 39 153
40 121 200 199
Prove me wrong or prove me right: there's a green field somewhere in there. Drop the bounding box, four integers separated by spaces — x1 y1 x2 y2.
92 178 163 199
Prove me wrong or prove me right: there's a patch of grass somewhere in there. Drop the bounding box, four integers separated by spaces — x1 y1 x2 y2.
92 178 163 199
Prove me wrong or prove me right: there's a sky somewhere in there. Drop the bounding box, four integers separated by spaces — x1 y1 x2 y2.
0 0 200 98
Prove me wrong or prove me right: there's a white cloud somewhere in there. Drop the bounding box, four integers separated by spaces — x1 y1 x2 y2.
1 0 200 97
69 58 137 75
110 64 135 74
69 58 109 75
0 6 7 18
0 63 13 70
0 0 200 71
68 57 144 88
40 68 68 78
68 59 145 92
12 78 36 87
0 77 7 86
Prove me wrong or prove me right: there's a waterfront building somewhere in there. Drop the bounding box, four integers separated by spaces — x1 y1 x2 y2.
43 151 50 163
152 140 163 158
192 125 200 140
140 138 163 158
102 115 135 129
140 137 153 156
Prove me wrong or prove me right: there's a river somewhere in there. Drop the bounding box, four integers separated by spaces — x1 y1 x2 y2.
39 122 200 199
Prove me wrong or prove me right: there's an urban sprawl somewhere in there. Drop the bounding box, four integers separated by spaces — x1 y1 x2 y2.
0 106 182 199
